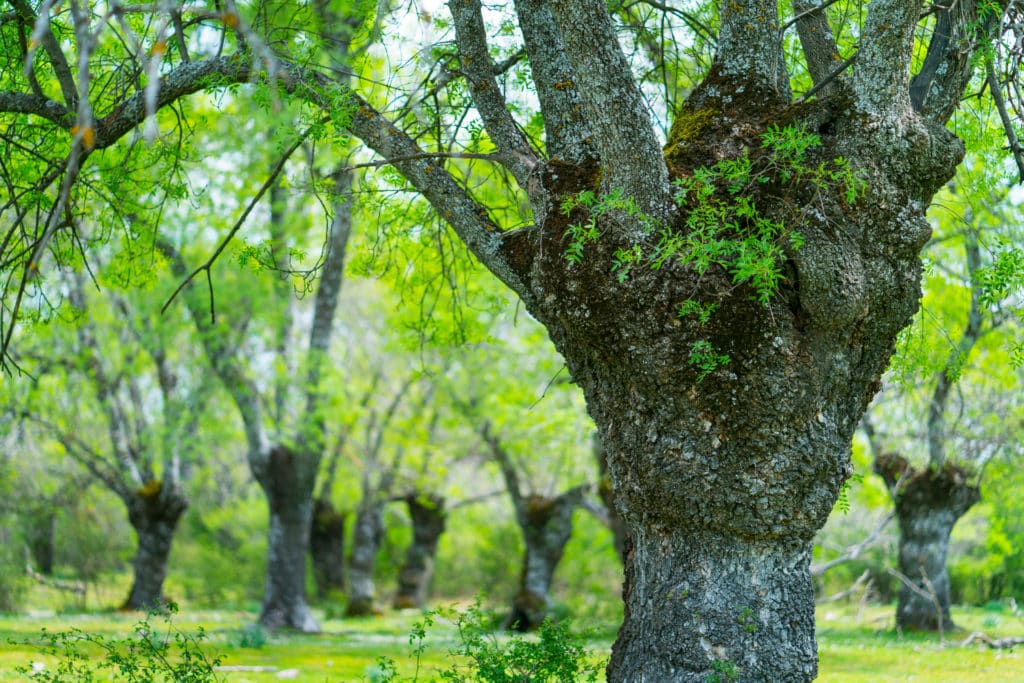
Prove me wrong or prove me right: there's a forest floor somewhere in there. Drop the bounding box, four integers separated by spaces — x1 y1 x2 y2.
1 601 1022 681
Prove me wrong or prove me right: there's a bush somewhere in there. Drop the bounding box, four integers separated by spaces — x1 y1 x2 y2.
375 599 602 682
15 602 223 682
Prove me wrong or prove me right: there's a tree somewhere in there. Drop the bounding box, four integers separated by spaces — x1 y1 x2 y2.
2 1 1022 679
15 270 210 610
864 170 1024 630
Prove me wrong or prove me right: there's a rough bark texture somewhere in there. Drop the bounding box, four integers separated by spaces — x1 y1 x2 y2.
394 493 446 609
256 447 319 632
508 490 583 631
493 75 963 678
122 481 188 610
310 497 346 598
346 501 385 617
594 435 629 564
875 453 980 631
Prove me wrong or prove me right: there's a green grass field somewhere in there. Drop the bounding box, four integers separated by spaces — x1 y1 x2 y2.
1 602 1021 681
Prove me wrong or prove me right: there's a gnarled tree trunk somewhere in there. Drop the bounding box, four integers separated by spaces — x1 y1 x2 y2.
255 446 319 632
394 493 446 609
875 453 980 631
122 481 188 610
310 497 347 599
508 488 585 631
346 500 384 616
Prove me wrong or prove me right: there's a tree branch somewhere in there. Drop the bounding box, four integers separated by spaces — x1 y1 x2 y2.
852 0 923 117
909 0 981 125
546 0 672 223
513 0 594 163
717 0 789 99
448 0 540 192
12 0 78 108
790 0 844 96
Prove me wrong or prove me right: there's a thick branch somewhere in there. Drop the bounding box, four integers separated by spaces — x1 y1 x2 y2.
852 0 923 117
448 0 539 191
717 0 788 98
513 0 594 163
909 0 980 125
480 421 525 515
791 0 843 95
546 0 672 222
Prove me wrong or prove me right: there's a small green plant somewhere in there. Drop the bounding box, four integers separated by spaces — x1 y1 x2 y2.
226 622 267 649
736 607 757 634
14 602 224 682
707 657 738 683
373 599 602 682
835 471 865 514
689 340 730 382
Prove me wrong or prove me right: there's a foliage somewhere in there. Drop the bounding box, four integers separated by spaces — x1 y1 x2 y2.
13 602 223 682
374 600 602 683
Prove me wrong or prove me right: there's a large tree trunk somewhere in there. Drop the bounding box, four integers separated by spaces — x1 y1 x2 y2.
508 489 583 631
310 497 346 599
394 493 446 609
346 500 384 617
875 453 980 631
256 446 320 632
495 82 964 680
122 481 188 611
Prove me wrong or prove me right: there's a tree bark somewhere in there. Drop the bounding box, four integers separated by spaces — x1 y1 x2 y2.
346 500 384 617
493 83 964 678
394 493 446 609
256 446 319 632
875 453 980 631
310 497 346 599
122 481 188 611
594 435 628 565
26 509 57 576
508 490 583 631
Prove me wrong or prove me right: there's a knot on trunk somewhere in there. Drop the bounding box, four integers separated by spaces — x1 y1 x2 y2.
874 453 981 515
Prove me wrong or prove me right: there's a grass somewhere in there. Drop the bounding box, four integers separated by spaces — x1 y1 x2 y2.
0 602 1021 681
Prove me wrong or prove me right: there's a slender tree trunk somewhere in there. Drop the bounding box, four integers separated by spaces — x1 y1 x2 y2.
874 453 980 631
508 490 583 631
122 482 188 611
346 500 384 616
394 493 446 609
26 510 57 576
310 497 346 599
256 446 320 632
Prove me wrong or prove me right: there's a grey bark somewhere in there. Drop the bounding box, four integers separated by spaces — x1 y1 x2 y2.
594 435 628 565
310 497 346 598
346 500 385 617
875 454 980 630
122 481 189 610
507 488 585 631
394 493 446 609
256 446 319 632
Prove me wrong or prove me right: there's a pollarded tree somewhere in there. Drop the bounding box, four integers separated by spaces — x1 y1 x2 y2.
4 0 1024 678
16 270 213 610
864 166 1024 630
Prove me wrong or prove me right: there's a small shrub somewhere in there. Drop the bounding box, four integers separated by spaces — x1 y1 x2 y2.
225 623 267 649
14 602 224 682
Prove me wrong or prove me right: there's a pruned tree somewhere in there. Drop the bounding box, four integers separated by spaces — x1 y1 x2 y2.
4 0 1024 678
864 175 1024 631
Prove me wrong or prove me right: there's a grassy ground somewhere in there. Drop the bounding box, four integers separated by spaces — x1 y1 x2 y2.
1 602 1022 681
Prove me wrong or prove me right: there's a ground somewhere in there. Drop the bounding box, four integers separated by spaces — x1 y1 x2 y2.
1 602 1022 681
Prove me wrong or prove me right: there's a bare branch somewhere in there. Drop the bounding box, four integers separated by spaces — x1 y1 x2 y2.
513 0 594 163
546 0 672 223
811 511 894 576
11 0 78 107
717 0 789 99
789 0 844 95
852 0 923 117
448 0 540 191
910 0 981 125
